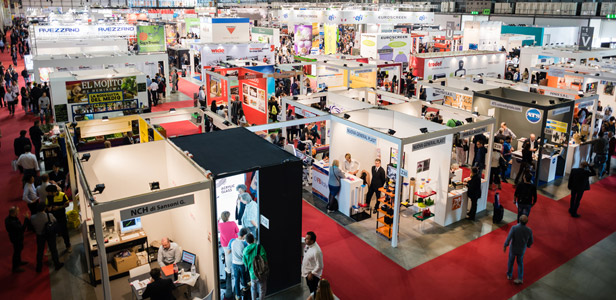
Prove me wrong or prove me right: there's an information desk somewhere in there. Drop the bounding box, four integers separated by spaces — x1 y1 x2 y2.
444 188 469 226
129 268 200 300
565 142 592 174
311 160 363 217
511 151 559 183
87 229 149 284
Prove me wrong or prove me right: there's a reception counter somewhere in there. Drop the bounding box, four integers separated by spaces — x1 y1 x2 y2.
312 160 363 217
565 142 592 174
511 151 559 183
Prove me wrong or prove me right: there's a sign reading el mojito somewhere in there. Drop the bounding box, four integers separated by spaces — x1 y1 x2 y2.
137 25 166 53
65 76 138 104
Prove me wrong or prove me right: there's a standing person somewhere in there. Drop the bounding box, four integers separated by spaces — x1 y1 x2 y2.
366 158 387 212
268 96 280 123
500 122 517 140
48 163 66 190
45 185 71 253
5 88 15 115
218 211 238 296
0 38 4 53
20 86 29 113
5 206 28 273
235 184 251 226
17 145 40 177
210 99 217 113
592 132 609 177
307 279 335 300
37 174 51 202
342 153 360 176
327 159 345 213
608 131 615 176
0 79 5 108
302 231 323 295
13 129 31 157
228 228 248 299
514 172 537 222
490 143 503 190
472 139 487 175
243 233 268 300
29 120 44 160
286 110 298 141
38 92 50 124
241 192 259 238
504 215 533 284
31 202 63 272
172 70 179 93
502 136 513 182
465 167 482 221
149 79 159 106
159 75 166 102
21 68 28 86
568 161 595 218
141 268 176 300
514 140 533 185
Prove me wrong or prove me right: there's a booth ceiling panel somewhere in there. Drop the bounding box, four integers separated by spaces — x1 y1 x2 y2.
170 128 300 177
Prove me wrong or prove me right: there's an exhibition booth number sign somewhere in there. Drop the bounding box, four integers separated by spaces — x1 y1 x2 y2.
120 195 195 220
66 76 138 104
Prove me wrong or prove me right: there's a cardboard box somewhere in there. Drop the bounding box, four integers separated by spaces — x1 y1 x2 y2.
113 251 138 273
94 263 119 281
136 251 148 266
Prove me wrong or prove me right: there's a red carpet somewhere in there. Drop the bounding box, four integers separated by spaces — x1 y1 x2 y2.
159 120 201 137
303 175 616 300
0 31 52 300
151 100 194 112
178 77 200 100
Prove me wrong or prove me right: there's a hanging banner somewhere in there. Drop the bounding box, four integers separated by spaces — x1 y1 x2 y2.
490 100 523 112
578 26 594 51
34 25 136 39
294 25 313 56
137 25 166 53
278 10 434 25
65 76 138 104
323 24 338 55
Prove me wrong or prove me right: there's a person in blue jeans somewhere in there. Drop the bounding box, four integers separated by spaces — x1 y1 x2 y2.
504 215 534 285
327 159 345 213
228 228 249 298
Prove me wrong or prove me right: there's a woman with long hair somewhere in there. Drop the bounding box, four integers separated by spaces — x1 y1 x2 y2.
307 279 335 300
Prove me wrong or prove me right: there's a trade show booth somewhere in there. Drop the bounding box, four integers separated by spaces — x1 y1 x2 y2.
141 107 207 137
410 50 506 80
171 128 303 297
472 88 597 184
49 68 149 122
518 46 616 73
359 33 412 68
68 135 216 300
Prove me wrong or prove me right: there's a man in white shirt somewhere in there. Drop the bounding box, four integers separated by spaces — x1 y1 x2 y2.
500 122 517 140
342 153 360 176
149 80 159 106
36 174 51 203
22 174 39 213
16 145 40 177
301 231 323 295
157 237 182 267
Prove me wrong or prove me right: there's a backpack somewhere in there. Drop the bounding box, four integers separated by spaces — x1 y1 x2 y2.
252 244 269 281
270 104 278 116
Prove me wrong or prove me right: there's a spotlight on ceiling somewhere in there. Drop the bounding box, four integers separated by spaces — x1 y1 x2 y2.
465 117 474 123
169 108 176 113
419 128 429 134
149 181 160 191
343 113 351 120
102 116 109 122
92 183 105 194
81 153 91 162
549 100 555 105
388 129 396 135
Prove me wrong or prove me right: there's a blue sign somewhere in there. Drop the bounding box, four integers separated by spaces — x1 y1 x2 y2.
526 108 542 124
346 127 377 145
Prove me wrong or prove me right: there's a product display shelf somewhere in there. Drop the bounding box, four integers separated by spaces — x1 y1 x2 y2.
375 195 393 240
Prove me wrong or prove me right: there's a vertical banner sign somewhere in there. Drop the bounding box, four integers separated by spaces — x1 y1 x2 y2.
446 21 455 40
324 24 338 55
294 25 313 55
137 25 166 53
578 27 594 51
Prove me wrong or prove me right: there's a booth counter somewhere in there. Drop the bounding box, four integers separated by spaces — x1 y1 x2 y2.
311 160 364 217
49 68 148 122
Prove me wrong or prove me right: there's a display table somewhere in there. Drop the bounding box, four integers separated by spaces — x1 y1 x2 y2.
87 229 149 284
443 188 468 226
311 161 363 217
129 268 200 300
511 151 559 183
565 142 592 174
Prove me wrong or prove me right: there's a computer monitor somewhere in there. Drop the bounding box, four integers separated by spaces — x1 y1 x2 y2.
120 217 142 234
387 164 397 180
181 250 197 265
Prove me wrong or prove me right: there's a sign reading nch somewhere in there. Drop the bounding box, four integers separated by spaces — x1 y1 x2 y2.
120 195 195 220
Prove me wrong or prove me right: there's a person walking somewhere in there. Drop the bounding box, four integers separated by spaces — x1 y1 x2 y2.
302 231 323 295
592 132 609 177
5 206 29 273
38 92 50 124
327 159 345 213
171 70 179 93
504 215 533 284
514 140 533 185
568 161 595 218
45 185 72 253
228 228 249 299
198 85 206 107
0 80 5 108
13 129 31 157
490 143 503 190
514 172 537 222
465 167 482 221
472 139 487 175
218 211 238 297
243 233 268 300
5 89 15 116
241 192 259 238
149 79 159 106
31 202 63 272
29 120 44 160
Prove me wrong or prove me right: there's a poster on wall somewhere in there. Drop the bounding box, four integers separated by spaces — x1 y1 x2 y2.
417 53 506 80
200 43 274 66
242 83 266 113
65 76 138 104
324 24 338 55
338 25 356 55
137 25 166 53
294 25 313 56
458 94 473 111
416 158 431 173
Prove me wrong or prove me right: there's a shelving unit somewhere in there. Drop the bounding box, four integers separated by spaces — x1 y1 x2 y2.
375 187 395 240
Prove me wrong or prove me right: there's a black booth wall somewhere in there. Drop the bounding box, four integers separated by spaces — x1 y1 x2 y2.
258 161 303 294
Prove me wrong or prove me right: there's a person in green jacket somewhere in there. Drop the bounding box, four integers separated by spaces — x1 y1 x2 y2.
243 233 267 300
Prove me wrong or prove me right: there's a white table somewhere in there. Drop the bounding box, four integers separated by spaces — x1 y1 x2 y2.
511 151 559 183
311 161 363 217
565 142 592 174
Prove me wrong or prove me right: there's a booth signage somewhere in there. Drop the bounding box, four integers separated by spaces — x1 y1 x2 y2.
65 76 138 104
34 25 136 39
252 27 274 35
551 106 571 116
260 215 270 229
421 53 506 80
490 100 522 112
346 127 377 145
400 168 409 178
446 21 455 40
543 90 575 99
578 27 594 51
120 195 195 220
546 119 568 133
137 25 166 53
578 101 594 109
433 87 455 97
525 108 542 124
412 137 446 152
461 126 487 139
547 69 565 78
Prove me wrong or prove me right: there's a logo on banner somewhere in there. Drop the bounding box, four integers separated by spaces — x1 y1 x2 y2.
283 13 289 19
226 26 236 34
526 108 542 124
328 14 335 21
211 48 224 54
428 61 442 67
354 14 363 22
419 15 426 21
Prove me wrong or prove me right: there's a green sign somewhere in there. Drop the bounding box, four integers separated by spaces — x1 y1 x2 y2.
185 18 200 29
483 9 491 15
252 27 274 35
471 11 479 15
137 25 166 53
608 14 616 19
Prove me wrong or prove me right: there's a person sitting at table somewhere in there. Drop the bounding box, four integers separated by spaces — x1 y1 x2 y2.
142 268 176 300
342 153 360 176
158 237 182 268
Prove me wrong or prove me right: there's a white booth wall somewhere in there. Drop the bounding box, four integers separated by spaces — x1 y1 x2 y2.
33 38 128 55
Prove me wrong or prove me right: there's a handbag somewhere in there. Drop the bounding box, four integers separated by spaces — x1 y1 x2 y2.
43 213 58 237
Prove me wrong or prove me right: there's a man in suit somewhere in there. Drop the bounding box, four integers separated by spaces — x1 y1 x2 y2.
366 158 387 212
142 268 176 300
568 161 595 218
13 130 31 157
5 206 28 273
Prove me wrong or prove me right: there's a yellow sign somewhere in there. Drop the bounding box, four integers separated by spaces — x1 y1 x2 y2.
89 91 123 104
349 70 376 89
546 119 568 133
458 94 473 111
324 24 337 55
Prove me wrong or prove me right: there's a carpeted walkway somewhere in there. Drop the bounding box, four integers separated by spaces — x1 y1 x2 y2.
303 175 616 300
0 31 53 300
159 120 201 137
